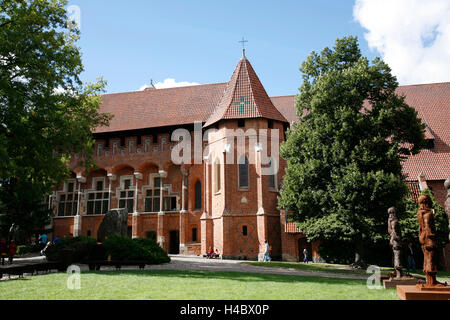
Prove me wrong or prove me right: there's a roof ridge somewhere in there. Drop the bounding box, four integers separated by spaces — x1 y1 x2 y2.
102 82 228 96
398 81 450 87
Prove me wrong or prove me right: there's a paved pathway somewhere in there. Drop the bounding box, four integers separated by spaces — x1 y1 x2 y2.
1 255 367 281
78 255 369 280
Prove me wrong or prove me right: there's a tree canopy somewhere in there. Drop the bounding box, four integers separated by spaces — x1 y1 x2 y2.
0 0 111 237
279 36 427 264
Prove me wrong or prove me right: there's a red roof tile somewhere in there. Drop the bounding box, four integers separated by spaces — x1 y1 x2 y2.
95 83 227 133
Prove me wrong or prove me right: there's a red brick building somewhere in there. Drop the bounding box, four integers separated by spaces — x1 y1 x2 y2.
50 53 450 263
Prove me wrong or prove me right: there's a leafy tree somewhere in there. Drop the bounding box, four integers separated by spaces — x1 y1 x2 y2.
0 0 111 238
279 36 426 266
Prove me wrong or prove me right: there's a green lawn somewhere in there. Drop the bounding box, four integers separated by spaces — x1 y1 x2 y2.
243 261 450 281
0 269 398 300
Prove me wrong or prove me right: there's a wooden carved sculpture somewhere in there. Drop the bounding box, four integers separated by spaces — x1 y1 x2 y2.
417 195 439 286
388 207 403 279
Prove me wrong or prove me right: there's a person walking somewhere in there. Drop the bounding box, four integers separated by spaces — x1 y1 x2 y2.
264 240 271 262
406 242 417 274
303 248 309 263
7 240 17 265
38 233 48 250
0 239 7 266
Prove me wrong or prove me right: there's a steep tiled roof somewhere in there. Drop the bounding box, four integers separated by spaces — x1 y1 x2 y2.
270 95 298 124
95 83 227 133
271 83 450 181
203 52 288 127
398 83 450 181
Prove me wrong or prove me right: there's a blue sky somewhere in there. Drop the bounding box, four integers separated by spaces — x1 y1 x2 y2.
68 0 450 96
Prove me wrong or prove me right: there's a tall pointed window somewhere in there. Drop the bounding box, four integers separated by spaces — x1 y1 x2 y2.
214 158 221 193
268 158 277 190
239 155 249 189
194 180 202 210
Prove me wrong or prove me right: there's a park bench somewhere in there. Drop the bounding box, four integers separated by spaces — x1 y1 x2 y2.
85 260 148 271
202 253 221 259
0 261 63 279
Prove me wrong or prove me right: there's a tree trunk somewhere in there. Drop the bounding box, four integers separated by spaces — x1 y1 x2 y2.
353 239 367 269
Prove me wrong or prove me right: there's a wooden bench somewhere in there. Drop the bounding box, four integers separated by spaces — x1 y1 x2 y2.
203 254 221 259
0 262 63 279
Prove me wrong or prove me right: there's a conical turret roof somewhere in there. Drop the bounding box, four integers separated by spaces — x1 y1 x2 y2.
204 52 288 127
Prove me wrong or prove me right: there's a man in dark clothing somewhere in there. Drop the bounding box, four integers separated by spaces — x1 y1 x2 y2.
0 239 7 266
8 240 17 265
406 242 417 274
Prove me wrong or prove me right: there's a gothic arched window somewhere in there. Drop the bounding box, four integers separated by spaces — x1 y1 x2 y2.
194 180 202 210
239 155 249 189
214 158 221 193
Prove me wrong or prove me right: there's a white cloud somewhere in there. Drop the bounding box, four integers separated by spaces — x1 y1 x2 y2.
354 0 450 85
138 78 200 91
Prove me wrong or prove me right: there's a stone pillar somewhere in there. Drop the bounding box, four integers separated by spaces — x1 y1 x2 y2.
201 155 213 255
255 143 268 261
107 173 117 211
444 179 450 271
73 175 86 237
157 170 167 249
132 172 143 239
445 178 450 240
179 171 187 254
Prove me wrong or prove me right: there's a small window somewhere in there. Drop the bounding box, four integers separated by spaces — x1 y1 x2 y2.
124 179 132 190
243 226 248 236
163 197 177 211
87 230 92 237
268 119 274 129
154 177 161 188
96 180 103 191
120 136 125 147
68 183 74 193
238 119 245 128
192 228 198 242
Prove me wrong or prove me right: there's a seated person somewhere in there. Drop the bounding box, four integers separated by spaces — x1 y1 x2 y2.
213 249 220 259
206 247 214 259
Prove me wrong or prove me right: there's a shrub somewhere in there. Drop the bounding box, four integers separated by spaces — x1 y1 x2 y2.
133 238 171 264
17 244 41 256
45 236 97 265
102 236 170 264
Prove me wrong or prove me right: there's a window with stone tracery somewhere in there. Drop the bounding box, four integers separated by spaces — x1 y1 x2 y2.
86 179 109 215
144 177 161 213
118 177 134 213
57 181 78 217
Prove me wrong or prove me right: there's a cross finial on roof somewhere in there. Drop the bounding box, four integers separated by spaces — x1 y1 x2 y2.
239 37 248 57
